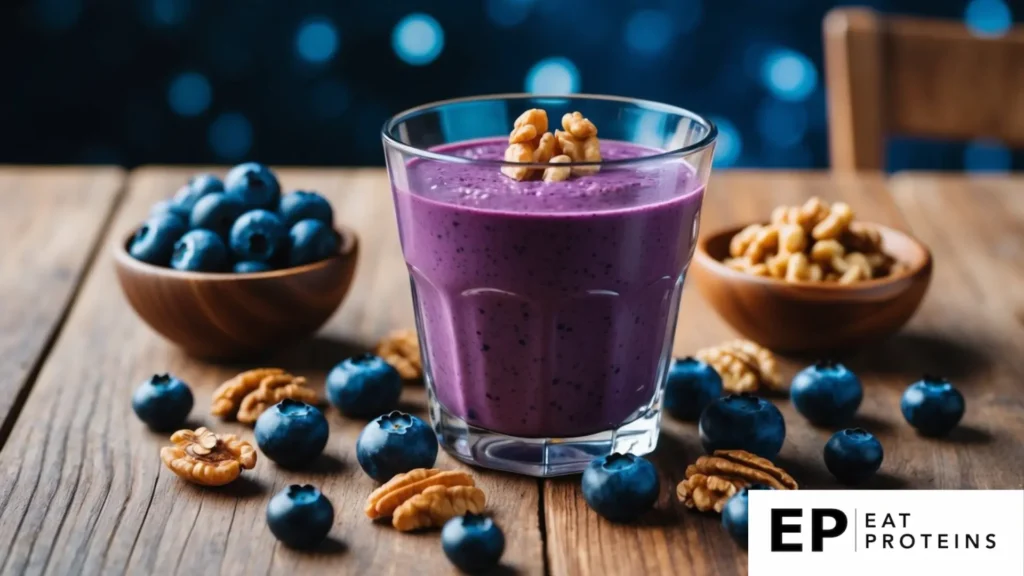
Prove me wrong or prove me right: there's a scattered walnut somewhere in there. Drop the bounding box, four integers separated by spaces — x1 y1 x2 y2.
237 373 318 424
561 111 597 139
533 132 557 164
696 339 782 393
211 368 285 417
365 468 475 519
160 427 257 486
501 142 535 181
543 155 572 183
392 485 487 532
376 329 422 380
513 108 548 136
677 450 797 513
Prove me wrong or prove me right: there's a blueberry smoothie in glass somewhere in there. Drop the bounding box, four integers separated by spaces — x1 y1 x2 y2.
383 95 716 476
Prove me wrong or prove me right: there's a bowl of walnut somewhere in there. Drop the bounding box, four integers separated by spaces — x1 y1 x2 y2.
691 197 932 352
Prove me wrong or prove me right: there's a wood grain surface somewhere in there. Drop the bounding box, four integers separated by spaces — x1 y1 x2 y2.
0 167 123 442
0 168 1021 576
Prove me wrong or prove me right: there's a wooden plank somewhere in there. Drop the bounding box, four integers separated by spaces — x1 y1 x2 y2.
0 167 123 443
543 171 1024 576
0 168 543 576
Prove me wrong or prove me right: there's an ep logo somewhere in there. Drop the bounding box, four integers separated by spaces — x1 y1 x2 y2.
771 508 848 552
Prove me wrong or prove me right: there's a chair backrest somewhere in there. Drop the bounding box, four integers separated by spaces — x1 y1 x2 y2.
823 7 1024 171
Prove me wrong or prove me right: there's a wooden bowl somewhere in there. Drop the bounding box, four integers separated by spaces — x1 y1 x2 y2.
114 227 359 359
691 223 932 353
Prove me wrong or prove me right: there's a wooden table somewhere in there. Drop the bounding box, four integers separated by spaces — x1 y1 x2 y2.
0 167 1020 576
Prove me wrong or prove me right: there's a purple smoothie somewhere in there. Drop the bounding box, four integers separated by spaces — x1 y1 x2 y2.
392 137 704 438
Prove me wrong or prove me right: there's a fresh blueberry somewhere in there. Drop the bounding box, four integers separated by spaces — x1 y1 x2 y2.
229 209 286 263
287 219 339 267
790 360 863 426
225 162 281 211
824 428 883 485
266 484 334 549
581 453 659 522
172 173 224 213
233 260 273 274
721 485 773 549
901 376 965 437
356 411 438 482
254 399 329 469
326 354 402 419
441 514 506 574
699 394 786 460
171 229 229 272
664 357 723 421
189 192 245 240
129 213 188 266
279 190 334 228
131 373 193 431
150 198 190 221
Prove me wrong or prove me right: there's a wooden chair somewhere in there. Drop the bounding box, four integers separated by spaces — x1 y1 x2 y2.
823 7 1024 171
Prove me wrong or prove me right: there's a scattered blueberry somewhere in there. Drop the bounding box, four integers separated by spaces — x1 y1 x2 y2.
442 514 505 574
150 198 189 221
189 192 245 240
229 209 286 263
254 399 329 469
225 162 281 211
722 485 773 549
288 219 339 267
580 453 659 522
326 354 402 419
356 411 438 482
901 376 965 437
790 360 863 426
279 190 334 228
824 428 883 485
171 229 229 272
129 213 188 265
663 357 723 421
266 484 334 549
131 373 193 431
699 394 786 460
233 260 273 274
172 173 224 213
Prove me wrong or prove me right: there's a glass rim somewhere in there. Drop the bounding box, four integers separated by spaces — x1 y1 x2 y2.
381 93 718 169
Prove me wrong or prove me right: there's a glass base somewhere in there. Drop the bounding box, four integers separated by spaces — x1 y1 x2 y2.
430 397 663 477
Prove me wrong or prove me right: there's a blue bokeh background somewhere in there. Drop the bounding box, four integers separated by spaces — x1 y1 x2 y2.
4 0 1021 171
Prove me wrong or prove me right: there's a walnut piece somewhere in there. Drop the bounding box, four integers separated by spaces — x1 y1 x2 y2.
365 468 476 519
375 329 422 380
677 450 797 513
543 154 572 183
160 427 257 486
236 373 318 424
211 368 285 417
695 339 782 393
501 109 600 181
392 485 487 532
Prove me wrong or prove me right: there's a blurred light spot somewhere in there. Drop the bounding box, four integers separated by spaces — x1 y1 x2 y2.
624 10 674 56
392 13 444 66
965 0 1012 37
141 0 190 28
296 17 339 64
761 48 817 102
485 0 534 28
632 111 667 148
208 112 253 160
167 72 211 117
36 0 82 30
524 57 580 94
756 99 808 148
963 139 1011 172
709 115 741 167
310 79 350 120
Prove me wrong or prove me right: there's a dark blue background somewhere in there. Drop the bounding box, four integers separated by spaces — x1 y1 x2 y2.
3 0 1020 171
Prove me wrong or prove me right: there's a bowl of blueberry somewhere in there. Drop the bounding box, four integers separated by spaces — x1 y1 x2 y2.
114 163 359 358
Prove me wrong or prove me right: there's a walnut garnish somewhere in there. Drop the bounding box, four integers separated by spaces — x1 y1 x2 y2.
160 427 257 486
365 468 475 519
392 485 487 532
375 329 422 380
211 368 285 417
677 450 797 513
501 109 549 181
724 197 896 283
695 339 782 393
501 109 600 181
236 373 318 424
